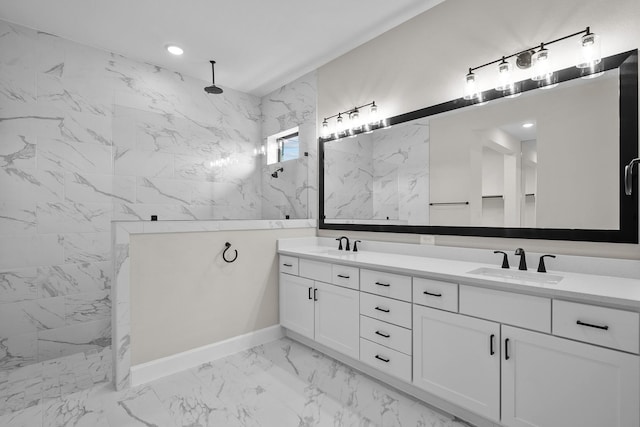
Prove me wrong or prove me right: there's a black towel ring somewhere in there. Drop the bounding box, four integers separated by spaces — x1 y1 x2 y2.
222 242 238 263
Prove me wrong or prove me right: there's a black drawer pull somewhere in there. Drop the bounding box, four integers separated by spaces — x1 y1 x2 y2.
374 306 390 313
375 330 390 338
375 281 390 287
313 288 318 301
375 355 390 363
283 263 293 267
308 287 312 300
505 338 510 360
576 320 609 330
423 291 442 297
490 334 495 355
337 274 350 279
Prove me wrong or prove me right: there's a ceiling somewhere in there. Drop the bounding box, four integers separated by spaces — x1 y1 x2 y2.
0 0 444 96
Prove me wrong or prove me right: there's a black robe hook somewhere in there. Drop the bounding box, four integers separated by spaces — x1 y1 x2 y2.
222 242 238 263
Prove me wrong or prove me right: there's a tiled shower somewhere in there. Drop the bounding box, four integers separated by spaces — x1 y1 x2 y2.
0 19 316 380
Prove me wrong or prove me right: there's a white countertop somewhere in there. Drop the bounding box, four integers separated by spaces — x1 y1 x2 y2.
278 241 640 311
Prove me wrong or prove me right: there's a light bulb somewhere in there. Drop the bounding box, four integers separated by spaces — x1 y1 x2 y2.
350 108 361 134
463 69 478 100
334 114 344 139
321 119 329 138
495 58 514 92
577 31 601 69
531 45 553 81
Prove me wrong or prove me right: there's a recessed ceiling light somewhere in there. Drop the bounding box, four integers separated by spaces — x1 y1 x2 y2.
166 45 184 56
522 122 534 128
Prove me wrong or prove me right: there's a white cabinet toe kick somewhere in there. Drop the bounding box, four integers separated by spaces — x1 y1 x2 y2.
278 247 640 427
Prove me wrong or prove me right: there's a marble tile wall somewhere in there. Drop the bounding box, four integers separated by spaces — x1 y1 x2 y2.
260 71 316 220
0 19 266 375
372 118 429 225
323 134 374 219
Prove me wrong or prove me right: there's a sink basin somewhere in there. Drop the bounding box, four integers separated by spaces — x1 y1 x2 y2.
308 248 357 257
467 267 563 284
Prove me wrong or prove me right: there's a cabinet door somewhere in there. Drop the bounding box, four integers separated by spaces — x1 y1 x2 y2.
413 305 500 421
279 273 314 339
502 325 640 427
314 281 359 359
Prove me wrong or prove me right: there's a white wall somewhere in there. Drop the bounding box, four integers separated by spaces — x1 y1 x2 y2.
317 0 640 259
130 227 315 365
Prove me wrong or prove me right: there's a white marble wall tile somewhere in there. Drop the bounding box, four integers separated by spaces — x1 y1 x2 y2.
136 177 192 205
37 318 110 362
65 291 110 325
36 202 112 234
62 232 110 264
36 74 113 117
0 167 64 203
114 147 173 178
0 22 37 70
20 298 66 331
38 262 111 298
0 133 36 169
0 268 39 303
31 108 112 147
0 304 38 338
174 154 216 182
65 173 134 204
37 138 112 174
0 200 37 235
0 234 63 270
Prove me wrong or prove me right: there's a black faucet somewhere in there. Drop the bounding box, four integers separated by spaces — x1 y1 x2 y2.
493 251 510 269
514 248 527 270
335 236 350 251
537 254 556 273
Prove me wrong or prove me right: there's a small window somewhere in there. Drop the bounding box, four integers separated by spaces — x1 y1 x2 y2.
278 132 299 162
266 127 300 165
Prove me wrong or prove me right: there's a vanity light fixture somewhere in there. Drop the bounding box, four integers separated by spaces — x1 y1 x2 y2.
166 44 184 55
464 27 602 100
321 101 382 142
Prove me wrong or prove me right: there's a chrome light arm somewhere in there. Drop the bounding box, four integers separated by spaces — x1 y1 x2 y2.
624 158 640 195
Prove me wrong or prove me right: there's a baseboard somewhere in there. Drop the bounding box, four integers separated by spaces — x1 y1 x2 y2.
131 325 284 386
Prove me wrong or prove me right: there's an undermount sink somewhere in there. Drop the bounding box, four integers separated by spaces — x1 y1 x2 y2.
467 267 563 284
308 248 357 257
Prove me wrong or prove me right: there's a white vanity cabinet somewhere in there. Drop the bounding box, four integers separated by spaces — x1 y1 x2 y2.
413 305 501 420
501 325 639 427
413 284 640 427
279 257 359 359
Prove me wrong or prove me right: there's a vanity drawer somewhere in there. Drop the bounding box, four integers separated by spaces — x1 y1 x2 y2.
299 259 331 283
413 277 458 312
331 264 359 290
360 315 412 355
459 285 551 333
360 338 411 382
553 300 640 354
360 293 412 329
360 269 412 302
280 256 299 275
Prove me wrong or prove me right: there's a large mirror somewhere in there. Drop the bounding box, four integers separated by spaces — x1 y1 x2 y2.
319 50 638 243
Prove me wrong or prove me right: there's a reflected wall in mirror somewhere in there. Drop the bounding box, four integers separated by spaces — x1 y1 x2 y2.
319 50 638 243
324 118 429 225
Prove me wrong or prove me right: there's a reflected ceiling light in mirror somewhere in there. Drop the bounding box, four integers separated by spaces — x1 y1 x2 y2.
463 27 601 99
320 101 383 142
522 122 534 128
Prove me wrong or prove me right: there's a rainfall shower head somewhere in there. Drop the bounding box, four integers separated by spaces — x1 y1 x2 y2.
204 60 223 94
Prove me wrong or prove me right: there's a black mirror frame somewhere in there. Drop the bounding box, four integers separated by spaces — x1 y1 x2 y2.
319 49 638 243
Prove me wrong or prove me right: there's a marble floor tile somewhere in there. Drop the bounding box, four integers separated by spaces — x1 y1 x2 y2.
1 338 473 426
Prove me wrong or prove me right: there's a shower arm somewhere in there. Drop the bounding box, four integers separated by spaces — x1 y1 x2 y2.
624 158 640 195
